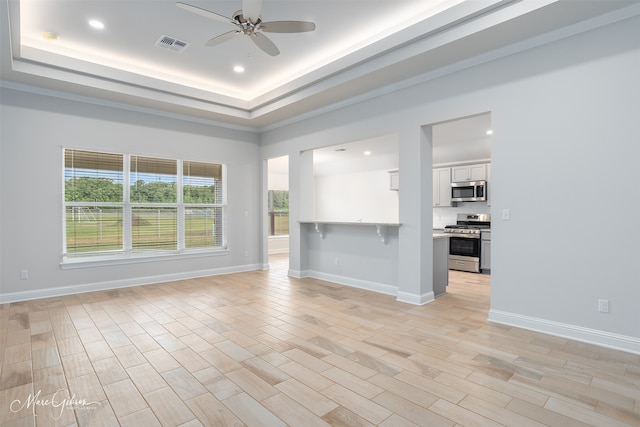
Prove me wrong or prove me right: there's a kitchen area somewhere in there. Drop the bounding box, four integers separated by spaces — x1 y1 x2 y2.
431 113 492 296
443 213 491 274
291 112 492 303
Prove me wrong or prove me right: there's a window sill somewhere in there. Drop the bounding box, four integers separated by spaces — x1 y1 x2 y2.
60 248 229 270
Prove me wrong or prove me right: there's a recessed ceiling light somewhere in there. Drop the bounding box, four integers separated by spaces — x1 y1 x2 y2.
89 19 105 30
364 151 372 156
486 129 493 135
233 65 245 74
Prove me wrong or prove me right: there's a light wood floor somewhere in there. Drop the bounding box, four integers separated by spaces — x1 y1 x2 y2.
1 255 639 427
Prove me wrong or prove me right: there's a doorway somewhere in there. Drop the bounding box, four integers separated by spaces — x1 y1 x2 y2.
267 156 289 270
431 112 492 232
430 112 493 296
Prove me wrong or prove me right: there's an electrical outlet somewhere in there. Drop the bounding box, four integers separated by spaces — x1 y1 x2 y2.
502 208 511 220
20 270 29 280
334 257 340 266
598 299 609 313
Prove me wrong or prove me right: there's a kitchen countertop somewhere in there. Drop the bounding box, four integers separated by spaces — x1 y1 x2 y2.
299 220 400 244
300 220 401 226
433 233 451 239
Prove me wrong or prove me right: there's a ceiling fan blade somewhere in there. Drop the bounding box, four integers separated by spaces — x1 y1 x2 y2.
251 32 279 56
205 31 239 47
260 21 316 33
176 2 234 24
242 0 262 23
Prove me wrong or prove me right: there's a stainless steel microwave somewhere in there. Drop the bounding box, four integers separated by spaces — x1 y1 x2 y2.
451 180 487 202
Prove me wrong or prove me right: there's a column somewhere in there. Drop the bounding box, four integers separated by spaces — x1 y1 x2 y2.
397 124 434 304
287 149 314 278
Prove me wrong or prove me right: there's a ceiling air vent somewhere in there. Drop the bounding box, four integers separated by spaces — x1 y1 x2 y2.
155 35 189 53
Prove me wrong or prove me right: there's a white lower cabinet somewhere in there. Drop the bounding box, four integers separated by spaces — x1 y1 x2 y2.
481 231 491 271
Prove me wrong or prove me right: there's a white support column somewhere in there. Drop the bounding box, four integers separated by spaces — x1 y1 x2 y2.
397 124 434 305
287 149 314 278
261 158 269 269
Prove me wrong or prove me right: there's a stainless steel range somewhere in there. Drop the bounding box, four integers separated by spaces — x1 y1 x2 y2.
444 213 491 273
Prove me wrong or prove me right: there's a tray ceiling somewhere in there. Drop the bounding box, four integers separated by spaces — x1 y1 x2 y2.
2 0 638 129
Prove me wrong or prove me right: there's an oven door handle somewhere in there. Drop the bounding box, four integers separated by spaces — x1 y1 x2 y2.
448 234 480 239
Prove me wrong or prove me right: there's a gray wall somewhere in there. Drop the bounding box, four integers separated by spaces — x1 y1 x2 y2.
301 223 399 295
261 15 640 352
0 89 262 300
1 13 638 353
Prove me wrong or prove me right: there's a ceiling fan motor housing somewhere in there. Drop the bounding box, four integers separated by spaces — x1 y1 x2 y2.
232 10 262 35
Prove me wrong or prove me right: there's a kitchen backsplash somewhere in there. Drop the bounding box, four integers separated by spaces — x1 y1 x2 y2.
433 202 490 228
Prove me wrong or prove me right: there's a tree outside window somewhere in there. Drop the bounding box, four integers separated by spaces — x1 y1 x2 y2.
63 149 225 260
268 190 289 236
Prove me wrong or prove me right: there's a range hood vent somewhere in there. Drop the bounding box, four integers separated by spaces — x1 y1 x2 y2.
155 35 189 53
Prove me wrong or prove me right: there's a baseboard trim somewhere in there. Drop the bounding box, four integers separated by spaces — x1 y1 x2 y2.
488 309 640 355
302 270 397 297
288 269 304 279
289 270 432 305
268 249 289 255
396 291 435 306
0 263 262 304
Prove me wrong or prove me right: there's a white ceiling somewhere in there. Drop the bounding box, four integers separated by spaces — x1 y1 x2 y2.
2 0 639 130
313 133 399 176
307 112 492 175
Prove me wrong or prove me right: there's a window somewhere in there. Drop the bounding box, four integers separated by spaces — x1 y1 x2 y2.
63 149 226 262
130 156 178 251
267 190 289 236
183 161 224 248
64 150 124 255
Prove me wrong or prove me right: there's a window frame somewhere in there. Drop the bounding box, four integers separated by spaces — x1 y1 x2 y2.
62 149 227 268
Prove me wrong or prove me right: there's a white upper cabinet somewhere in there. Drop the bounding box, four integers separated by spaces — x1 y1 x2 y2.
433 167 452 207
451 163 487 182
388 170 399 191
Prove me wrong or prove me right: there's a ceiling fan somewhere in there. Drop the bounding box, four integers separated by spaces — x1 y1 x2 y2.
176 0 316 56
